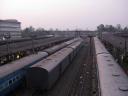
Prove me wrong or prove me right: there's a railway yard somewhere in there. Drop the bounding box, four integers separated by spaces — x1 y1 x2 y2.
10 38 97 96
0 33 128 96
9 38 93 96
0 0 128 95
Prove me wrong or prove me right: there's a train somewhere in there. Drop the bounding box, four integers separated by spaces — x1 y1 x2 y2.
26 39 83 90
0 38 80 96
0 37 70 65
94 37 128 96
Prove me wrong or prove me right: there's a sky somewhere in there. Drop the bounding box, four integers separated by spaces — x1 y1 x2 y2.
0 0 128 30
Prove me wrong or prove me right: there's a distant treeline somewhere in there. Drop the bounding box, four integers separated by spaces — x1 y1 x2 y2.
97 24 128 32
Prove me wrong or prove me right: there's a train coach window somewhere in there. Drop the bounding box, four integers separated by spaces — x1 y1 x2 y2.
9 80 12 85
15 76 17 80
0 85 3 91
4 82 9 87
16 74 21 80
16 76 19 80
13 78 16 82
1 82 8 90
106 60 111 62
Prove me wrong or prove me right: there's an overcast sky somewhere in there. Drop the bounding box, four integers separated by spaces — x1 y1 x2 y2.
0 0 128 30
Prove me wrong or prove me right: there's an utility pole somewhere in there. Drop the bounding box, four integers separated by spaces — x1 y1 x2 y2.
4 34 11 61
88 35 93 56
124 36 127 57
4 34 11 55
30 34 36 54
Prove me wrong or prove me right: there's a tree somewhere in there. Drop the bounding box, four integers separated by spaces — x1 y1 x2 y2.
123 27 128 32
23 26 35 32
116 24 122 32
36 28 45 32
97 24 105 32
104 25 115 32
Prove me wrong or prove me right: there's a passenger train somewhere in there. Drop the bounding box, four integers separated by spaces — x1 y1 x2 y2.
26 39 83 90
94 37 128 96
0 38 80 96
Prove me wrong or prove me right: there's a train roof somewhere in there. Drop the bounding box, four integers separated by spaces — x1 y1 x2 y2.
94 37 128 96
97 53 128 96
94 37 109 55
0 52 47 79
31 40 82 71
31 47 73 71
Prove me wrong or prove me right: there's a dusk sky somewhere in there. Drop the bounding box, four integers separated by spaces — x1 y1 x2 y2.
0 0 128 30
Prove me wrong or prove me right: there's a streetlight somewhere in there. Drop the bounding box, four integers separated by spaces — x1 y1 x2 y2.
4 34 11 62
118 35 127 65
88 35 94 56
124 37 127 56
4 34 11 55
121 35 127 57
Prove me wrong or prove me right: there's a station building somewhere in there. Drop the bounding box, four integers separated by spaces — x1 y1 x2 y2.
0 19 21 39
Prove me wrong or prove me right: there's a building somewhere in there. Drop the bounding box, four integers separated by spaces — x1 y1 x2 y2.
0 19 21 39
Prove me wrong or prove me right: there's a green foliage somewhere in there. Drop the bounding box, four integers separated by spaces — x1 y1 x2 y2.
97 24 128 32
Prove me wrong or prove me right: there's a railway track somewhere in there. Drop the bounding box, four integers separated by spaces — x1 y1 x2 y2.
66 38 93 96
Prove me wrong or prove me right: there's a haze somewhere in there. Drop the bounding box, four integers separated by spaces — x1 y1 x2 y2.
0 0 128 30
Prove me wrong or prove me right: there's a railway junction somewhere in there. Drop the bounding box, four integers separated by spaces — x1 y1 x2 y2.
0 35 128 96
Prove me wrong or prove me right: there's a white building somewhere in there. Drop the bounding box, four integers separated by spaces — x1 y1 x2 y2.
0 19 21 39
